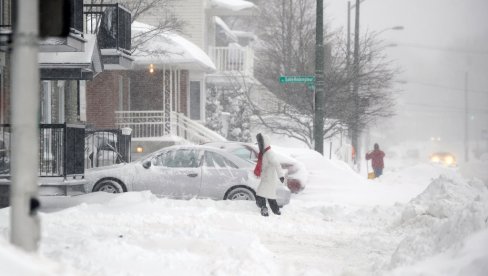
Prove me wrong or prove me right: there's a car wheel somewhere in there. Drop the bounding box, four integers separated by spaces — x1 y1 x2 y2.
93 180 123 193
226 187 255 201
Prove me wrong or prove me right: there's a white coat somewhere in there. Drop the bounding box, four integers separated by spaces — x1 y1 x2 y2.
256 135 284 199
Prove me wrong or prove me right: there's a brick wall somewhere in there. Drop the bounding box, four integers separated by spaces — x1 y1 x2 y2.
129 70 165 111
179 70 188 115
129 69 189 115
86 71 128 128
0 53 11 123
86 69 189 129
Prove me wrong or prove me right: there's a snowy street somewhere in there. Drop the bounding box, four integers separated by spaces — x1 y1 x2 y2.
1 0 487 275
1 149 487 276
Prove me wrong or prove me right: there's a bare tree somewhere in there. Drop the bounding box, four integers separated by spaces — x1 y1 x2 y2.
245 0 398 148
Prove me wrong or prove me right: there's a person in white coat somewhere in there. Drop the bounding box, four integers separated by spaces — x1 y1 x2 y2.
254 133 285 216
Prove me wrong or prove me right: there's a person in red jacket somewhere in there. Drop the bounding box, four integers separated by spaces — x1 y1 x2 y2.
365 143 385 177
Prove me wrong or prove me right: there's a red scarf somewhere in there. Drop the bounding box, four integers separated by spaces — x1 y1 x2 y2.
254 146 271 177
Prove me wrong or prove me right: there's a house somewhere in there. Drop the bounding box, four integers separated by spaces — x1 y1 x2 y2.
0 0 132 206
83 0 264 160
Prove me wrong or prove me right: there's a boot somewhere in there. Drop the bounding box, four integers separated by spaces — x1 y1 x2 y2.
261 206 269 217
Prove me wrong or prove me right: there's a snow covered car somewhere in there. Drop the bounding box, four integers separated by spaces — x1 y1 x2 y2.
85 145 291 206
205 142 307 193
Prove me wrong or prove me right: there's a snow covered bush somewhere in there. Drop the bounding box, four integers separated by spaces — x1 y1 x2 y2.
205 84 225 136
205 83 252 142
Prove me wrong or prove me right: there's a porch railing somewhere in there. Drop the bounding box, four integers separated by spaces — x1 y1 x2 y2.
85 128 131 168
84 3 131 53
208 46 254 75
115 111 226 144
0 124 85 178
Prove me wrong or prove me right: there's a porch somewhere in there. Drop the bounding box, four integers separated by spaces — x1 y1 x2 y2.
115 111 226 145
208 46 254 76
0 124 87 207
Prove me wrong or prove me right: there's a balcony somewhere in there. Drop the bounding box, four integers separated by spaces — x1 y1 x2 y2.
84 3 132 69
208 46 254 76
0 0 12 51
39 0 86 52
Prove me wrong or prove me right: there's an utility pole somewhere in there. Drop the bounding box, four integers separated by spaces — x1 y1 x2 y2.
464 71 469 162
346 1 351 67
10 0 41 251
314 0 325 154
351 0 361 170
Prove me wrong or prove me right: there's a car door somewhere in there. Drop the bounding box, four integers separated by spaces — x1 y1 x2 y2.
200 150 245 199
145 148 203 199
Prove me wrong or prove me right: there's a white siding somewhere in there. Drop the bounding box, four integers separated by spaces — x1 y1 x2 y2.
138 0 208 51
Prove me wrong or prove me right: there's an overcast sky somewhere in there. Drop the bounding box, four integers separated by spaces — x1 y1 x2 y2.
324 0 488 153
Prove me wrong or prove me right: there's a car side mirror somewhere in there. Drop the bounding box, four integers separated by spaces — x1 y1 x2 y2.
142 160 152 169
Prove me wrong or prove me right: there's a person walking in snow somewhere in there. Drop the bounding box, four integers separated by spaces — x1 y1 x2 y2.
366 143 385 177
254 133 285 216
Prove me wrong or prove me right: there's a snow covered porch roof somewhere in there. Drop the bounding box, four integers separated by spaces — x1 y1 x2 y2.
39 34 103 80
208 0 258 16
131 21 216 73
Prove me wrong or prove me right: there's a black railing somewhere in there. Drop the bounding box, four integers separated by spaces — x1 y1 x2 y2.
84 3 131 53
85 128 131 169
0 124 85 178
70 0 84 34
0 0 12 29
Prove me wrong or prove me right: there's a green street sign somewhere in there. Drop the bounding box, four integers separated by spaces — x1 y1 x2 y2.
279 76 315 83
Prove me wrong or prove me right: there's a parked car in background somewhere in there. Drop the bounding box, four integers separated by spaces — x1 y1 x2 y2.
205 142 307 193
430 152 457 167
85 145 291 206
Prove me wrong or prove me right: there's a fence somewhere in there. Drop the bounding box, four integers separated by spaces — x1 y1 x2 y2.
0 123 85 178
85 128 131 169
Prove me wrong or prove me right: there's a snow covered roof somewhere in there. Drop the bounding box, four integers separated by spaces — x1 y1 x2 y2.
209 0 257 15
232 30 257 41
215 16 238 43
39 34 103 73
131 21 216 73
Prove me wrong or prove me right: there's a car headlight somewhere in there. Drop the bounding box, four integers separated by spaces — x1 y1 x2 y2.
431 156 440 162
445 155 454 165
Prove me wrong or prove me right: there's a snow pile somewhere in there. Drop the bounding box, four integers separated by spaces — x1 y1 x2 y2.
36 192 281 276
0 237 80 276
390 175 488 274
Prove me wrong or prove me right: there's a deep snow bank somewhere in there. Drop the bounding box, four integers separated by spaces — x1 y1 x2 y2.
389 175 488 275
0 238 79 276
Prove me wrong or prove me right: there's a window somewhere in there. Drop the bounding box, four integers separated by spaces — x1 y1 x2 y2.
189 81 201 120
40 81 52 123
153 149 201 168
204 151 237 169
231 148 255 161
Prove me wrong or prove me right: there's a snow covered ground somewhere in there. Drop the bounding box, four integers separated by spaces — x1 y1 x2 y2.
0 148 487 276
